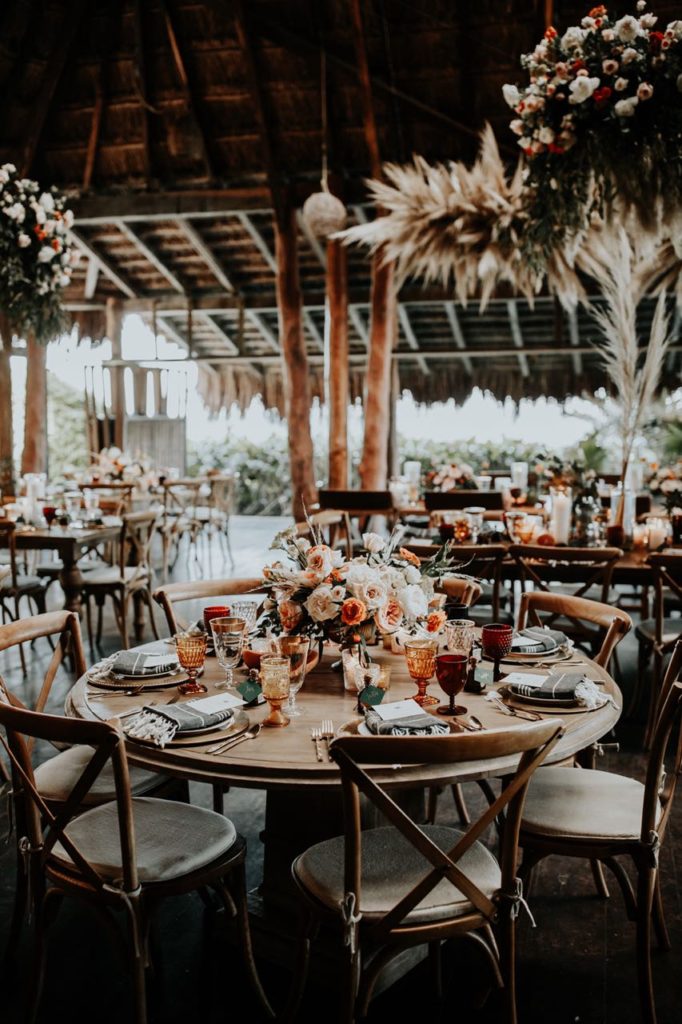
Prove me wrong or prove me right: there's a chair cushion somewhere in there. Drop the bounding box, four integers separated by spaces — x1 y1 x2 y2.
81 566 149 586
293 825 501 924
635 618 682 645
35 745 168 806
51 797 237 883
521 766 660 841
0 574 45 593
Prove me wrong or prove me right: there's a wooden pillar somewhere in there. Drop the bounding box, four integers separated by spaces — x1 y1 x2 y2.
359 256 396 489
274 205 318 520
325 238 349 488
0 336 14 495
21 334 48 475
106 297 125 449
387 360 400 481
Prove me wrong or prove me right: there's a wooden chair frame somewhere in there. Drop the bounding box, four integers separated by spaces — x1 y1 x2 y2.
402 544 510 620
288 720 563 1024
295 509 353 562
519 641 682 1024
204 473 236 568
0 520 49 672
152 576 265 637
0 697 274 1024
317 489 396 538
635 552 682 748
159 478 206 579
517 591 632 669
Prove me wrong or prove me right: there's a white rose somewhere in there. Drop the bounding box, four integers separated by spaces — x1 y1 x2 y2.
403 564 422 585
615 15 642 42
668 21 682 41
640 13 657 28
602 28 615 41
362 532 385 553
568 76 600 104
561 26 586 51
502 83 521 109
17 233 30 247
510 118 524 136
538 126 555 144
622 47 640 64
615 77 629 91
399 584 429 622
359 579 388 611
615 95 639 116
5 202 25 222
637 81 654 100
38 246 56 262
602 59 619 74
39 191 55 213
305 585 340 622
58 274 70 287
661 479 682 494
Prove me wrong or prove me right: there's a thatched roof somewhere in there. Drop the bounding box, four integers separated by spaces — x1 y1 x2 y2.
1 0 681 408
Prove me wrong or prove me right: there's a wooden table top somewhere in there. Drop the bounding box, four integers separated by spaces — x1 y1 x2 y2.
68 639 621 792
14 522 122 550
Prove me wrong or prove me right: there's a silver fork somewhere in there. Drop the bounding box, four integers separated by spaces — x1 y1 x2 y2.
320 719 334 761
310 727 324 762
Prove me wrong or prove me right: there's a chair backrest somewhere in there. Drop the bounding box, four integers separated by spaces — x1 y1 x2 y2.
648 552 682 647
439 577 483 606
509 544 622 604
517 591 632 666
161 479 205 521
404 544 507 618
295 509 353 561
0 611 86 735
0 520 19 589
117 510 158 583
0 695 140 894
642 640 682 843
425 490 504 512
153 576 265 634
329 720 563 940
318 489 394 515
207 474 235 515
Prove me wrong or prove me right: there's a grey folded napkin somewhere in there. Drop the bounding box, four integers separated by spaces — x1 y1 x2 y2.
513 627 567 654
124 702 234 747
111 650 179 676
364 707 449 736
509 671 585 701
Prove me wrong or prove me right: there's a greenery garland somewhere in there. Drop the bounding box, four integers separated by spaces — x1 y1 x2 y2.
0 163 77 343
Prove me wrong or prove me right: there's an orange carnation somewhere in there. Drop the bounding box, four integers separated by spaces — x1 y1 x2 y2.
399 547 421 567
340 598 367 627
426 610 447 633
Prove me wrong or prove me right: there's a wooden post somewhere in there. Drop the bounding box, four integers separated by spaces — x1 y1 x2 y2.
21 333 48 475
274 205 317 520
359 257 396 489
325 237 349 488
106 297 125 449
0 335 14 495
387 359 400 481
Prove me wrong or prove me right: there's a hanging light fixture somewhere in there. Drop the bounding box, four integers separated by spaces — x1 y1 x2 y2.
302 50 347 238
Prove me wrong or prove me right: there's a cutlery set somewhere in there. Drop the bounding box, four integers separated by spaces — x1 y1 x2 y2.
311 720 334 761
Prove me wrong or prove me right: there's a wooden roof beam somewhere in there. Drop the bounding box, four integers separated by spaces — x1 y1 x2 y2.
131 0 153 182
296 210 327 270
235 212 277 273
348 0 382 179
349 306 369 348
246 310 279 352
69 229 137 299
116 220 185 294
303 309 324 352
202 313 239 356
175 218 234 293
397 305 429 374
444 301 473 375
506 299 530 378
74 189 270 225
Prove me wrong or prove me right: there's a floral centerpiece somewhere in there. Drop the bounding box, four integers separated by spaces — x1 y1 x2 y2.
504 3 682 260
425 462 477 492
259 526 465 655
648 462 682 513
534 451 599 499
0 163 78 342
88 447 158 491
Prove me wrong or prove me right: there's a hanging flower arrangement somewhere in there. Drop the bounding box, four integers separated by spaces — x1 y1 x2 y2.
0 163 78 343
505 3 682 259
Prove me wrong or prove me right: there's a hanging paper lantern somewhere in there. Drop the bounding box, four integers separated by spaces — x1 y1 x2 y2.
301 189 347 238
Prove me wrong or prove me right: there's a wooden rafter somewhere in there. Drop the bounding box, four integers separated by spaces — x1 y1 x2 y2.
175 218 234 293
444 301 473 375
131 0 153 182
116 220 185 294
83 68 104 190
397 305 429 374
303 309 324 352
160 0 215 181
246 310 279 352
235 212 277 273
348 0 382 178
506 299 530 378
349 306 369 348
69 229 137 299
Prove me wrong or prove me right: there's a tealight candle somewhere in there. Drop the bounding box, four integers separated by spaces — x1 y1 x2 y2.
647 518 668 550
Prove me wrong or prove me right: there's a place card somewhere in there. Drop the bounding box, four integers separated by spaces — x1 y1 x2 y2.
374 700 430 722
184 693 245 713
502 672 549 689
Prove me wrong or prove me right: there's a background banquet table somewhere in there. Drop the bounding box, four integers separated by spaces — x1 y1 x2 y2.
14 522 121 612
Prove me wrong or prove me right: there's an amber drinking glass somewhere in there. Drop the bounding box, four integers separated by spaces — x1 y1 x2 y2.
481 623 513 682
270 635 310 717
175 632 207 694
435 653 469 715
260 655 291 727
404 638 439 706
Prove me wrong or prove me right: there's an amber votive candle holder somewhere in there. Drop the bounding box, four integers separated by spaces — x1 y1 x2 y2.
175 632 207 694
260 655 291 727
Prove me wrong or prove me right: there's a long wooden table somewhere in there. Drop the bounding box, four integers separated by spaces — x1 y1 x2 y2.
15 523 121 612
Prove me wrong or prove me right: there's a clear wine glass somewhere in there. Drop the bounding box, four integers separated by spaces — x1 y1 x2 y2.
211 617 245 690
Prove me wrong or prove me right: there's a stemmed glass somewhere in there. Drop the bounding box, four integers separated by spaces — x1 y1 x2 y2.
42 505 57 531
230 600 259 633
175 632 207 694
444 619 476 656
260 655 291 727
211 616 246 690
481 623 513 682
270 635 310 717
435 653 469 716
404 638 439 707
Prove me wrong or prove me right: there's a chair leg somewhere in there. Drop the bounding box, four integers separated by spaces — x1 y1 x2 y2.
224 862 274 1019
144 587 160 640
84 595 95 660
498 908 518 1024
123 896 149 1024
636 867 657 1024
280 909 318 1024
212 784 224 814
3 855 28 972
451 783 471 826
590 859 610 899
652 872 671 951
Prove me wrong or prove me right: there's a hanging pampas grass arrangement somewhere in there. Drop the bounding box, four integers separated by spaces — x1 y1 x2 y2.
589 228 672 510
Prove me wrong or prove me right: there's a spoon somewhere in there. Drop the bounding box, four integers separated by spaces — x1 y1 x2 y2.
207 723 261 755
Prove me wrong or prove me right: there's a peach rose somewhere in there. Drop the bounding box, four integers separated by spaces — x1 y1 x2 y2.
399 547 421 568
306 544 334 578
426 610 447 633
375 597 403 633
340 598 367 627
279 599 303 632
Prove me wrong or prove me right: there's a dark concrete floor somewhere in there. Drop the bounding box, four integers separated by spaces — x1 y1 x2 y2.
0 527 681 1023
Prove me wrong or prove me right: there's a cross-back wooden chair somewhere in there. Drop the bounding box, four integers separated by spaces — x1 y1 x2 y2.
81 510 159 654
635 551 682 748
0 610 176 966
317 489 396 538
287 720 564 1024
159 478 206 579
518 640 682 1024
424 490 505 512
152 576 265 636
204 473 236 567
517 591 632 669
0 520 49 672
78 480 135 515
0 697 274 1024
509 544 623 655
295 509 353 562
438 576 482 607
402 544 511 622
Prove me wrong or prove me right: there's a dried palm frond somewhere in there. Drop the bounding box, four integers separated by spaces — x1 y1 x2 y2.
589 228 671 482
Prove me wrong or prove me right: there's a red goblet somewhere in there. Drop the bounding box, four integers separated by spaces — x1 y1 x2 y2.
481 623 513 682
203 604 230 633
435 653 469 716
42 505 57 530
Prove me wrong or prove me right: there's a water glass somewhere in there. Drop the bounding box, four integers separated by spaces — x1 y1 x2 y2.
445 619 476 656
230 600 259 633
270 635 310 716
211 617 246 689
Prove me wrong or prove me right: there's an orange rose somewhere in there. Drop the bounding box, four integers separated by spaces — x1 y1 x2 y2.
279 599 303 632
426 610 447 633
399 547 421 567
340 598 367 627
